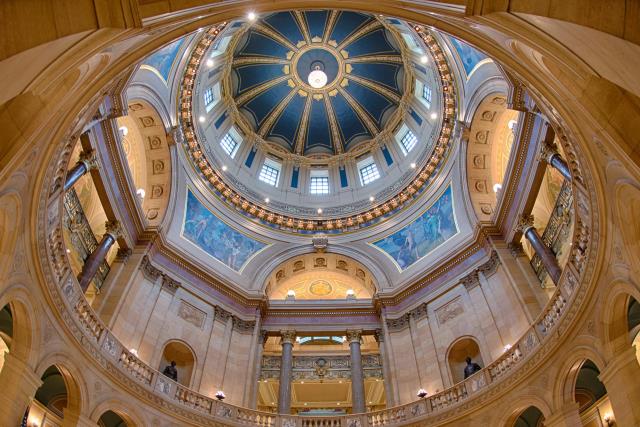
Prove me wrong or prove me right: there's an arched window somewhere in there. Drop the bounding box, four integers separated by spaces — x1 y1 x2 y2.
447 337 484 384
574 360 607 413
98 410 129 427
513 406 544 427
158 340 196 387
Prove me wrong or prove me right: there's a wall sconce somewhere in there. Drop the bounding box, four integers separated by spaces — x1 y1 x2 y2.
215 390 226 401
503 344 512 352
603 413 614 426
286 290 295 301
417 388 428 398
346 289 355 300
129 348 138 356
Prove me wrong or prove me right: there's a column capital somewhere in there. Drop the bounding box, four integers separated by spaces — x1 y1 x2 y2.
280 330 296 345
78 149 99 171
115 247 133 262
515 214 535 234
374 328 384 343
104 220 123 239
599 347 639 384
507 241 526 257
461 271 480 291
538 140 559 163
346 329 363 344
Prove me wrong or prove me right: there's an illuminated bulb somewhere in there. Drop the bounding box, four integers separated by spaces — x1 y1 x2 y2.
264 197 270 203
317 208 323 214
493 183 502 193
337 403 341 406
420 55 429 64
304 403 307 406
430 112 438 120
247 12 257 21
301 381 305 384
417 388 428 398
119 126 129 136
66 248 71 254
369 196 375 202
287 289 295 297
129 348 138 356
206 59 214 68
503 344 512 352
136 188 146 199
346 289 354 296
215 390 226 400
508 119 518 130
308 69 328 89
222 165 228 171
198 115 205 123
410 162 416 169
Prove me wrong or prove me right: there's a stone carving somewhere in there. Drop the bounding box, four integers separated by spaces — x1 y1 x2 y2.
104 220 124 239
336 260 348 271
515 214 535 234
178 300 206 328
115 247 132 263
214 307 232 323
280 330 297 344
356 268 365 280
477 251 500 277
473 179 488 193
282 419 296 427
386 314 410 331
293 260 304 271
346 329 362 343
234 318 256 333
152 159 165 174
129 102 144 111
275 269 285 282
312 234 328 252
472 154 486 169
314 257 326 267
148 136 162 150
146 209 159 220
140 116 155 127
140 256 162 281
461 271 480 290
347 419 362 427
436 297 464 325
479 203 493 215
151 185 164 199
162 275 180 293
480 110 496 122
409 303 428 321
309 280 332 296
474 130 489 144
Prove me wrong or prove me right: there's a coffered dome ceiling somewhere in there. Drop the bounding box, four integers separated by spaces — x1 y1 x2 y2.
228 11 406 156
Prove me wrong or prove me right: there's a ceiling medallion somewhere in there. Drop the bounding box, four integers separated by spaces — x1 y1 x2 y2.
180 23 457 234
308 67 328 89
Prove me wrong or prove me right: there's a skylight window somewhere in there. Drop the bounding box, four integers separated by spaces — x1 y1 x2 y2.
358 157 380 186
399 130 418 155
422 85 432 108
204 87 216 112
309 170 329 195
259 158 281 187
220 132 239 158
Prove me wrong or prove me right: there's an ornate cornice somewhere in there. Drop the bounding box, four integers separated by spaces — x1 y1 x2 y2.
346 329 362 343
515 214 535 234
140 255 162 281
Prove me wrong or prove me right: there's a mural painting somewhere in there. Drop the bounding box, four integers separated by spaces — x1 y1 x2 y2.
142 37 186 83
183 190 267 271
448 37 488 76
373 186 457 270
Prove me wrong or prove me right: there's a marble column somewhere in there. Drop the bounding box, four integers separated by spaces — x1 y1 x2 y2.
0 353 42 426
544 402 582 427
516 214 562 285
64 149 98 191
248 330 268 409
78 220 122 292
278 330 295 414
348 329 366 414
540 141 572 181
599 347 640 426
374 329 395 407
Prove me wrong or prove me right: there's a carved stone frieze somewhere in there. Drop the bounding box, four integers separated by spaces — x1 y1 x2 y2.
140 255 162 281
161 275 180 293
178 300 206 329
435 297 464 326
385 314 410 331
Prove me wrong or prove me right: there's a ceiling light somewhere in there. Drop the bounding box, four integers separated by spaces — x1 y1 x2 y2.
198 115 205 123
66 248 71 254
503 344 512 352
222 165 228 171
119 126 128 136
337 402 341 405
410 162 416 169
493 183 502 193
129 348 138 356
508 119 518 130
264 197 270 203
317 208 323 214
417 388 428 398
430 112 437 120
215 390 226 400
206 59 214 68
287 289 295 297
136 188 146 199
301 381 304 384
247 12 257 21
420 55 429 64
346 289 355 296
369 196 375 202
304 403 307 406
308 69 328 89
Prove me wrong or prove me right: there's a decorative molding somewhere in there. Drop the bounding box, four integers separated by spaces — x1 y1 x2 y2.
461 271 480 291
104 220 124 239
435 297 464 326
508 242 525 258
515 214 535 234
115 248 133 263
178 300 206 328
78 149 99 170
385 314 410 331
280 330 297 345
346 329 362 343
161 275 180 293
140 255 162 281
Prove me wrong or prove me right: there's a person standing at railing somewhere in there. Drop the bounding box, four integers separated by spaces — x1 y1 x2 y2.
463 357 482 379
163 361 178 381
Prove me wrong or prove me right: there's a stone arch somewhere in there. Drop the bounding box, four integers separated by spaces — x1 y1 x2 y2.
553 347 607 410
465 92 520 221
0 285 40 366
117 99 172 227
34 354 88 424
602 279 640 359
91 398 146 427
446 335 484 385
500 397 550 427
158 339 197 387
0 192 21 283
614 182 640 272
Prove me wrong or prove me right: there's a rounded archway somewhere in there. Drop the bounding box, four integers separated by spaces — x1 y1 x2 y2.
512 406 544 427
98 410 129 427
0 304 12 374
27 363 83 425
447 336 484 384
159 340 196 387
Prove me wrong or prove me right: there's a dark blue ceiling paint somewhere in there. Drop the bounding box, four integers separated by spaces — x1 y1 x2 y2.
344 28 398 57
331 94 371 149
344 80 394 128
350 62 403 92
268 94 306 150
304 11 329 39
236 32 289 58
296 49 339 84
233 64 284 94
329 12 373 44
263 12 305 46
241 81 293 128
305 100 333 152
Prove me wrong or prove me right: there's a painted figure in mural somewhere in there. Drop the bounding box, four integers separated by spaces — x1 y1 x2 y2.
374 186 457 270
463 357 482 379
163 361 178 381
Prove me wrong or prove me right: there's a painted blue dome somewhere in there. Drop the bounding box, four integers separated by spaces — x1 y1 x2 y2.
228 11 407 156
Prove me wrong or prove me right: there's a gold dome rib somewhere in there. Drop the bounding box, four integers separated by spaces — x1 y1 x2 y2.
294 94 313 155
235 74 291 106
322 10 339 43
323 95 343 154
293 11 312 45
336 20 383 51
254 23 299 52
233 57 289 66
258 87 299 138
336 86 380 136
346 74 401 103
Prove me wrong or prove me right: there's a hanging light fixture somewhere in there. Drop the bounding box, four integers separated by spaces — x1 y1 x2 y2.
308 64 328 89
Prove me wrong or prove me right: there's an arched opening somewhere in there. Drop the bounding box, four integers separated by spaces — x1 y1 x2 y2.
447 337 484 384
98 410 129 427
158 340 196 387
0 304 12 374
27 366 69 424
512 406 544 427
572 359 612 424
